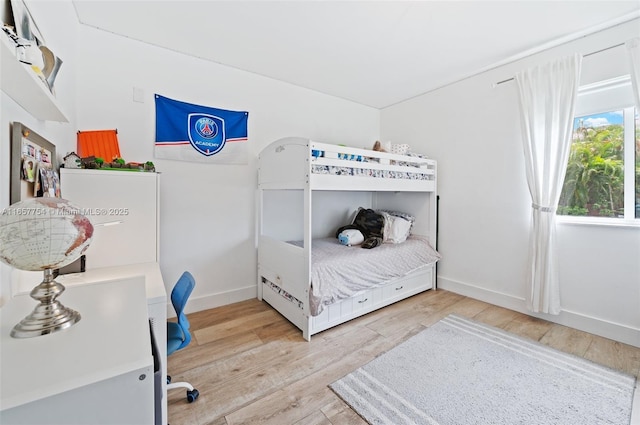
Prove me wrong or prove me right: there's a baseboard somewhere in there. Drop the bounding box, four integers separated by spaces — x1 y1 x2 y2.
167 285 257 318
438 276 640 348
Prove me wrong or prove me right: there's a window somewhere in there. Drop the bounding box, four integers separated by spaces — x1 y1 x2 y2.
558 76 639 221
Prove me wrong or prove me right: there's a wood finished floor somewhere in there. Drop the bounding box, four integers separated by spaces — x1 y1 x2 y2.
167 289 640 425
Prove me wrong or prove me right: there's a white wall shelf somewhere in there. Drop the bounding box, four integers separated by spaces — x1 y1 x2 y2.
0 34 68 122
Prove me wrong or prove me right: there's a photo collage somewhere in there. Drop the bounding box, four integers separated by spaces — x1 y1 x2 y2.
21 137 60 198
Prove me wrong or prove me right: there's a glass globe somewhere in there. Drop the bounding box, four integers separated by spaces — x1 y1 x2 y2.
0 197 94 338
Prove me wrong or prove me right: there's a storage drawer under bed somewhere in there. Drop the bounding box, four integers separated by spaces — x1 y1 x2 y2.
311 266 434 334
260 264 435 339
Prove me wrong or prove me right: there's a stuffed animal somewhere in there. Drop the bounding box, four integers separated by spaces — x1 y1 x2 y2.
372 140 386 152
338 229 364 246
335 208 384 249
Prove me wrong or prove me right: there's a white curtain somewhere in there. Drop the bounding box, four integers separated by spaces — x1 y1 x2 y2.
515 54 582 315
626 38 640 109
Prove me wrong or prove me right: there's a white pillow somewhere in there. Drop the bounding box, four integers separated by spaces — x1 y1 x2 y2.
391 143 409 155
380 212 413 244
379 209 415 225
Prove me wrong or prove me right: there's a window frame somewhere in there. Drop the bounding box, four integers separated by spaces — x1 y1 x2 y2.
557 76 639 227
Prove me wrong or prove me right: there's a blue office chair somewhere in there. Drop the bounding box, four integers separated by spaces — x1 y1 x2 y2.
167 271 200 403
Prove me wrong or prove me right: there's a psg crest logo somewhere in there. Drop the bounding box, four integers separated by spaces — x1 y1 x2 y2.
196 117 218 138
187 113 226 156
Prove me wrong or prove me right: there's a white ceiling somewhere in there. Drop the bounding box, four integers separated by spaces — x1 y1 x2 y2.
72 1 640 109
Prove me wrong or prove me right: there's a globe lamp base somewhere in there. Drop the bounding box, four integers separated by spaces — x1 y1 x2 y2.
10 269 81 338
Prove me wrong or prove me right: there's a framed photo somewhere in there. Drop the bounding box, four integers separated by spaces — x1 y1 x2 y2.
38 166 50 197
22 140 36 158
40 147 51 165
21 157 36 182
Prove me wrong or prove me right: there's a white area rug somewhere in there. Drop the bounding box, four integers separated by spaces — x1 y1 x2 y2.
330 314 636 425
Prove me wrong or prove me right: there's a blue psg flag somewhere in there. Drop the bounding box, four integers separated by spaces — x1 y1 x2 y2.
155 94 249 164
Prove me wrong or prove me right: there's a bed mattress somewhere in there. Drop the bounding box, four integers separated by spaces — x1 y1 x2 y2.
291 236 441 316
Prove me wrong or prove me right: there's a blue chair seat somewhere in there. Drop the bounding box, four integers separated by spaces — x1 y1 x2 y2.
167 322 186 356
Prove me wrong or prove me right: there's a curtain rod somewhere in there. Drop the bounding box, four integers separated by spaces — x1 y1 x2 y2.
494 42 626 86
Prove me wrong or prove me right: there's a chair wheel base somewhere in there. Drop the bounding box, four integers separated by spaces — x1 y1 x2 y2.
187 388 199 403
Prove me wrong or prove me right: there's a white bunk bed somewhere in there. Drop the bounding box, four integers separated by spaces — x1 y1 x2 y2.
258 137 439 340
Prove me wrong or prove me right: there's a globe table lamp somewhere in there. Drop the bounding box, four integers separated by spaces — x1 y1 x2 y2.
0 197 93 338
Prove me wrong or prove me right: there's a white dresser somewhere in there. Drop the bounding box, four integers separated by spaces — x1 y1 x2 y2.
60 168 160 270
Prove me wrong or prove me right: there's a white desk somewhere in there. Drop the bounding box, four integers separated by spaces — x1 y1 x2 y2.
4 262 168 425
0 278 153 424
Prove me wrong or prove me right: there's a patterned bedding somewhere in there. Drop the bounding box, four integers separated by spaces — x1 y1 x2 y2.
289 236 441 316
311 164 432 181
311 151 433 181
